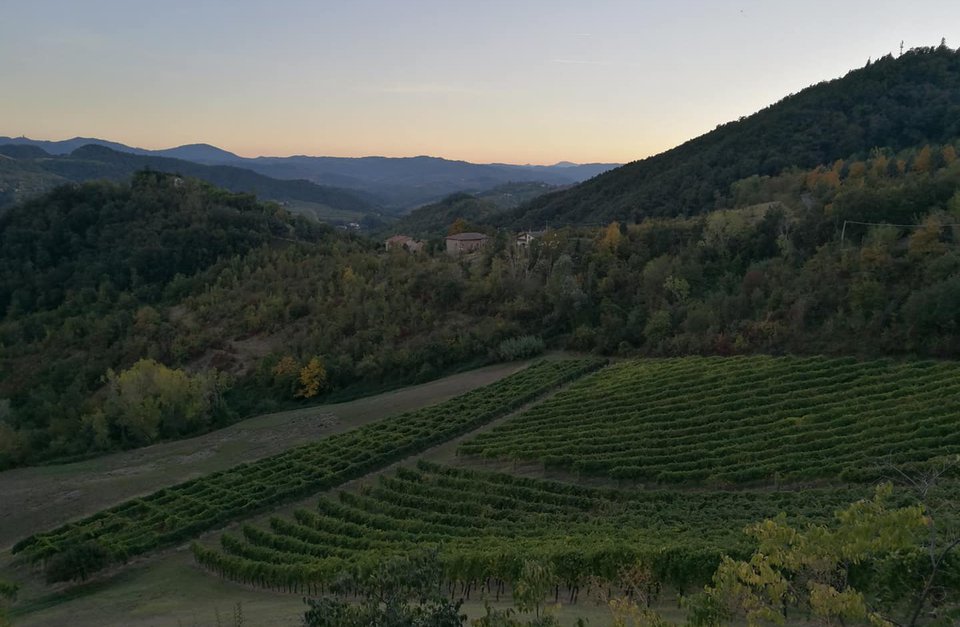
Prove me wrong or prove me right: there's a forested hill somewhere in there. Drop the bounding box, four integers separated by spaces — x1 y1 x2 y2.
389 182 557 238
502 45 960 227
0 172 332 324
0 144 379 221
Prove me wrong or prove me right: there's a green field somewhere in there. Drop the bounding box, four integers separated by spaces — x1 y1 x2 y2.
458 356 960 485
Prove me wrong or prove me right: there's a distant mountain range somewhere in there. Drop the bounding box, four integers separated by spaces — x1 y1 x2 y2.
0 144 379 224
0 136 618 210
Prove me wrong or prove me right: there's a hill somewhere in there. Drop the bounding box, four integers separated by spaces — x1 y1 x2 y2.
0 135 153 156
0 135 617 209
502 45 960 227
165 153 614 210
0 144 380 223
388 182 557 238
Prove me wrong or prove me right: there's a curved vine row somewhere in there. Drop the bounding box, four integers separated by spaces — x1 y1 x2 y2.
193 461 870 596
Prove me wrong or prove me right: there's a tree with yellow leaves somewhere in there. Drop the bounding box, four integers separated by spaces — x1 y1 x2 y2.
600 221 623 252
693 484 930 627
908 215 947 258
913 145 933 173
943 145 958 166
297 357 328 399
448 218 468 236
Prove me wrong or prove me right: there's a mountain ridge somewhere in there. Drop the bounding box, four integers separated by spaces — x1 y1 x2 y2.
499 45 960 227
0 135 618 209
0 143 380 223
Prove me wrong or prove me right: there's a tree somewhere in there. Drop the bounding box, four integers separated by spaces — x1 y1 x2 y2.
44 541 111 583
513 560 556 619
881 458 960 627
545 255 585 327
95 359 229 446
296 357 328 399
913 146 934 173
601 222 624 252
0 580 17 627
694 484 929 626
449 218 469 235
270 354 300 395
942 145 957 166
592 563 673 627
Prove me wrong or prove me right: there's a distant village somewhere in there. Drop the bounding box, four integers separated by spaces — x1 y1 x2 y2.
385 229 547 255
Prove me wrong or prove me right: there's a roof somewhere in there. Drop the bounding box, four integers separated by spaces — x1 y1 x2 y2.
445 232 490 241
386 234 414 242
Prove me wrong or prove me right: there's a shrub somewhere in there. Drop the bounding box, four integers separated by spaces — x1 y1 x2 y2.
497 336 546 361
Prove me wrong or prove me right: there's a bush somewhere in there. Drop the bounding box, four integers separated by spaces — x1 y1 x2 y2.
44 541 111 583
497 336 546 361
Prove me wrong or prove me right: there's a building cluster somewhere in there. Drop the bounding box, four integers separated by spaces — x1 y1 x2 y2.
385 230 548 256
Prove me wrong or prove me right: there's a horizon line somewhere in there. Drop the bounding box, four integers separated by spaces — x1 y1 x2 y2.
0 133 626 168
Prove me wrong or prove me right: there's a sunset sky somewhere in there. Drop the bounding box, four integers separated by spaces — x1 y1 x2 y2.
2 0 959 164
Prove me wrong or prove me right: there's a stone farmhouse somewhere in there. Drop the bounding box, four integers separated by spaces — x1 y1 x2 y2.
445 232 490 255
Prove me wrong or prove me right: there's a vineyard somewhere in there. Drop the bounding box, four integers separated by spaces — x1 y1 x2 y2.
458 356 960 485
12 358 604 577
192 461 870 596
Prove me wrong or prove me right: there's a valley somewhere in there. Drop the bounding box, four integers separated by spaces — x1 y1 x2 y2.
1 37 960 627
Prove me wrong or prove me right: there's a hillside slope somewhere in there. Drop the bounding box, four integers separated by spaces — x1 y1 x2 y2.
389 182 557 238
503 46 960 227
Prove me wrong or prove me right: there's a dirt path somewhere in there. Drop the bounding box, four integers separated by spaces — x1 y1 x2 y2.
0 360 529 549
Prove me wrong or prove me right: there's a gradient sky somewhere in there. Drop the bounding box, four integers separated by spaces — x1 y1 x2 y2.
2 1 959 164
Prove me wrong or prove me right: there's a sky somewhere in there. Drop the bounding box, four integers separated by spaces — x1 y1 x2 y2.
1 0 959 164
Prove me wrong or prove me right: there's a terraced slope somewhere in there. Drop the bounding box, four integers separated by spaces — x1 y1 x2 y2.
193 461 867 594
13 358 604 577
458 356 960 485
